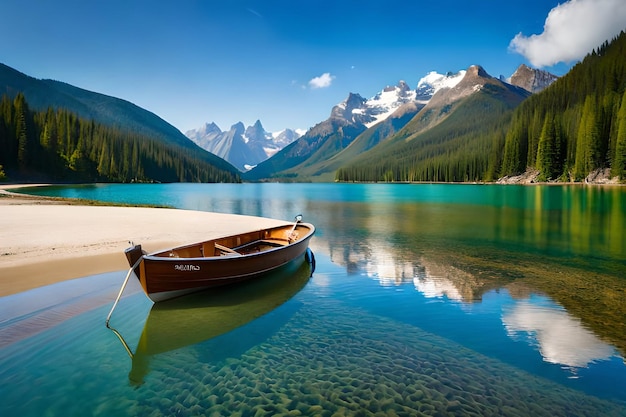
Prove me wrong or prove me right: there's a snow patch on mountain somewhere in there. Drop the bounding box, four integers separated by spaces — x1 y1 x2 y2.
356 80 415 127
334 71 466 129
415 71 466 102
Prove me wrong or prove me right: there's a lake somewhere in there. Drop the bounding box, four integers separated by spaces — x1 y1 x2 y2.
2 183 626 416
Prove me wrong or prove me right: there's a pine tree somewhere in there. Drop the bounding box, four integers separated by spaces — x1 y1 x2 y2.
573 96 600 180
13 94 31 169
501 115 527 175
613 90 626 179
536 114 556 180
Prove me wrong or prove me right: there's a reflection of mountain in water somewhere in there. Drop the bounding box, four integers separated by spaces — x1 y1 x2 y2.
413 259 493 302
307 187 625 357
312 220 626 359
318 231 499 302
502 297 616 369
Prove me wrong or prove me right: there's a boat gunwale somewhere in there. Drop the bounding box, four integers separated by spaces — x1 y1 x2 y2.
143 222 315 262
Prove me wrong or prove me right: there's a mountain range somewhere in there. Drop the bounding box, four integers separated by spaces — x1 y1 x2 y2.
185 121 304 171
243 64 554 181
0 60 558 183
187 64 555 177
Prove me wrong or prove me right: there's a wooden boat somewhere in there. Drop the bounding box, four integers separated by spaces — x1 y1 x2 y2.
123 216 315 302
122 259 312 385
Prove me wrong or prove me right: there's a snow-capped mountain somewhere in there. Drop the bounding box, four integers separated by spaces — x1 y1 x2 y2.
415 71 466 101
331 71 465 129
196 64 554 179
185 120 302 171
245 65 538 181
270 128 306 157
506 64 558 93
410 65 531 135
245 71 468 180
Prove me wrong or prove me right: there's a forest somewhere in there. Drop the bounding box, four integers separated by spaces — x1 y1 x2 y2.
0 94 240 183
501 31 626 181
336 31 626 183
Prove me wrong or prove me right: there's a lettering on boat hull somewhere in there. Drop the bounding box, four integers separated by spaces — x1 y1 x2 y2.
174 264 201 272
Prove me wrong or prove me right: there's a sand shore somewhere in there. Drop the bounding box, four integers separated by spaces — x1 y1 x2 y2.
0 185 290 297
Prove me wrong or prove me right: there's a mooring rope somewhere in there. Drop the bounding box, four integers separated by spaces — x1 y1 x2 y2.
105 257 143 328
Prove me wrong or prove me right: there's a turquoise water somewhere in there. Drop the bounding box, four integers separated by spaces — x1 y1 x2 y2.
3 183 626 416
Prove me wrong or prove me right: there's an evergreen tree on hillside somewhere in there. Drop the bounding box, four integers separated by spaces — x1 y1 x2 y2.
536 113 564 181
614 89 626 178
13 93 34 169
573 96 601 180
501 112 528 175
336 82 520 183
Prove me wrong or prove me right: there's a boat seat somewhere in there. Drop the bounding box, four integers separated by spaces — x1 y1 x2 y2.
215 243 242 256
234 239 287 251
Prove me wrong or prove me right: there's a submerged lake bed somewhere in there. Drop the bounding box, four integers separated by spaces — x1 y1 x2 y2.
2 183 626 416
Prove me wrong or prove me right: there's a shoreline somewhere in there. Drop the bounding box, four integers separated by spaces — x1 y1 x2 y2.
2 178 622 297
0 184 290 298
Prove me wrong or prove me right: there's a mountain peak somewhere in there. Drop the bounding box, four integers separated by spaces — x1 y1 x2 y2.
412 63 529 135
384 80 410 93
508 64 558 93
467 65 490 78
450 64 496 93
204 122 222 133
245 119 266 137
345 92 367 107
331 93 368 122
230 121 245 135
185 121 222 142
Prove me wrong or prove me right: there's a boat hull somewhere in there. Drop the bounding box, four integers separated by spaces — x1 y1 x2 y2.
131 223 314 302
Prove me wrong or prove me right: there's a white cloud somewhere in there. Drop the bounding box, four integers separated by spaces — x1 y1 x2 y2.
308 72 335 89
509 0 626 67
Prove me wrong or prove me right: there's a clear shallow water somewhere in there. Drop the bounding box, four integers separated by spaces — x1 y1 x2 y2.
3 183 626 416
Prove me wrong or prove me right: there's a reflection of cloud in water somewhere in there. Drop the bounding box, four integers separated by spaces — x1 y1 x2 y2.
364 248 415 286
413 274 463 301
502 299 616 368
361 248 469 302
412 261 480 302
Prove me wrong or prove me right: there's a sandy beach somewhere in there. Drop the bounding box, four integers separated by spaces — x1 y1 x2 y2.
0 185 290 297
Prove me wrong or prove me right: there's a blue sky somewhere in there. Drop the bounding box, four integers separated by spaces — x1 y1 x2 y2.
1 0 624 133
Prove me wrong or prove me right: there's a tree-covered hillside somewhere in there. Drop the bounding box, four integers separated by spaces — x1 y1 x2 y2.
501 30 626 181
0 94 240 183
336 82 523 182
0 63 192 149
337 31 626 183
